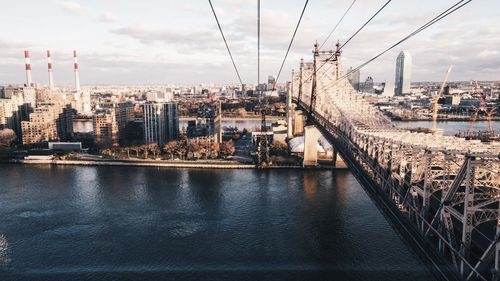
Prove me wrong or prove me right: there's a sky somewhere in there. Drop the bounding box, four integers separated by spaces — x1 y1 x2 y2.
0 0 498 86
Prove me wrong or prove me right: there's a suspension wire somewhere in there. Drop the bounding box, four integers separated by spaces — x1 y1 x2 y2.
272 0 309 90
208 0 244 86
319 0 357 50
257 0 261 93
311 0 470 93
303 0 393 84
339 0 391 51
332 0 471 88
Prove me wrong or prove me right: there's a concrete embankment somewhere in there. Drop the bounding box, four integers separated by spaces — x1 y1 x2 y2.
11 159 256 169
4 159 349 170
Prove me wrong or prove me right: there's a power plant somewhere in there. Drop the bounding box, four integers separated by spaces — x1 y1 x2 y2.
21 49 91 116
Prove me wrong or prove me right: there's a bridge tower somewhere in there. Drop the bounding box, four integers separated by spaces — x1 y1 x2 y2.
298 58 304 103
286 69 294 139
308 43 319 123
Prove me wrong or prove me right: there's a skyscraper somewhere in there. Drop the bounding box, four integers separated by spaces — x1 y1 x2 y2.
143 102 179 147
347 67 360 91
394 50 412 96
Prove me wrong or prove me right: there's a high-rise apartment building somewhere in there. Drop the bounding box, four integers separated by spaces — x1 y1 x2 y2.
56 105 77 142
1 86 36 142
21 104 61 145
93 110 119 147
143 102 179 147
114 102 135 145
395 50 412 96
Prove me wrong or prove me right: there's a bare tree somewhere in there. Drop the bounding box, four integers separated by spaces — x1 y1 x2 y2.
219 141 235 158
0 129 16 148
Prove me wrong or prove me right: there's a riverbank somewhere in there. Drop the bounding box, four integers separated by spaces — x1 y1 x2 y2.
7 158 256 169
3 158 348 170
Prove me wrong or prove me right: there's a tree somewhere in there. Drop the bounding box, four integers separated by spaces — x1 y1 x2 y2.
149 143 161 159
163 140 178 159
0 129 16 148
219 141 235 158
131 146 140 158
141 144 149 159
271 140 288 156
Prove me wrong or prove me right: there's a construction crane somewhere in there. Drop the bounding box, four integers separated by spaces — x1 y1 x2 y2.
467 80 496 137
432 65 453 131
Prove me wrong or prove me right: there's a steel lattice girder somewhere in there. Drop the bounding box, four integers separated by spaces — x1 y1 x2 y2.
291 54 500 279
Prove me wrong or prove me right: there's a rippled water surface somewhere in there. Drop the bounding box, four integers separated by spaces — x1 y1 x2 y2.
0 165 435 280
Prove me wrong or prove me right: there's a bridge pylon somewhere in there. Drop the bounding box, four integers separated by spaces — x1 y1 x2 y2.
303 125 321 167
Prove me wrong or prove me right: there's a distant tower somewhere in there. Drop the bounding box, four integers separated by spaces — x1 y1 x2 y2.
394 50 412 96
47 50 55 90
24 50 33 86
347 67 360 91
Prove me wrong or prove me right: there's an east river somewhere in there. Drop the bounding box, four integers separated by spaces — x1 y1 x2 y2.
2 120 497 280
0 167 434 280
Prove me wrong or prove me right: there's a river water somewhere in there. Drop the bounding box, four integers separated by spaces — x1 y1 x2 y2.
394 120 498 136
0 166 434 281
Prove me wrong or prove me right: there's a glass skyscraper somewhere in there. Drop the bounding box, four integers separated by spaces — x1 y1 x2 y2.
394 50 412 96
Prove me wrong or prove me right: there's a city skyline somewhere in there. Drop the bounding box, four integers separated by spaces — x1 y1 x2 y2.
0 0 499 86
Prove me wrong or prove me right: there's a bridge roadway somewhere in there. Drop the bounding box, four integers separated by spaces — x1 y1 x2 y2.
292 96 499 281
288 48 499 280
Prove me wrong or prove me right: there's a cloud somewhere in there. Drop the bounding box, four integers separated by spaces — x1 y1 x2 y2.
98 12 120 23
58 1 86 15
110 25 236 50
2 0 499 84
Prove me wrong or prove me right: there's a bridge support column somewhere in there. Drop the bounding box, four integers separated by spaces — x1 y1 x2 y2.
332 149 337 167
303 125 320 167
293 111 305 136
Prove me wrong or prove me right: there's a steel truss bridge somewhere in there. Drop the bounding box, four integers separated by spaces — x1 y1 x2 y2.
290 47 500 281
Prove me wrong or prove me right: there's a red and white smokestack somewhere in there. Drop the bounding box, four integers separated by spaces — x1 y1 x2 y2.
24 50 33 86
73 50 81 91
47 50 54 90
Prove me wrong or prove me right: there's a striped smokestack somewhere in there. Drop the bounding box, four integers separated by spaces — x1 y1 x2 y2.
47 50 54 90
24 50 33 86
73 50 80 91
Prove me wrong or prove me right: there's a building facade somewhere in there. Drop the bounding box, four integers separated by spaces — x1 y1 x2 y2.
395 50 412 96
143 102 179 147
56 105 76 142
361 76 374 93
21 104 61 145
93 110 119 147
347 67 360 91
114 102 135 145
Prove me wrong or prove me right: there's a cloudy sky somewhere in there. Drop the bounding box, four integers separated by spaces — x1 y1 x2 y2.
0 0 498 86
